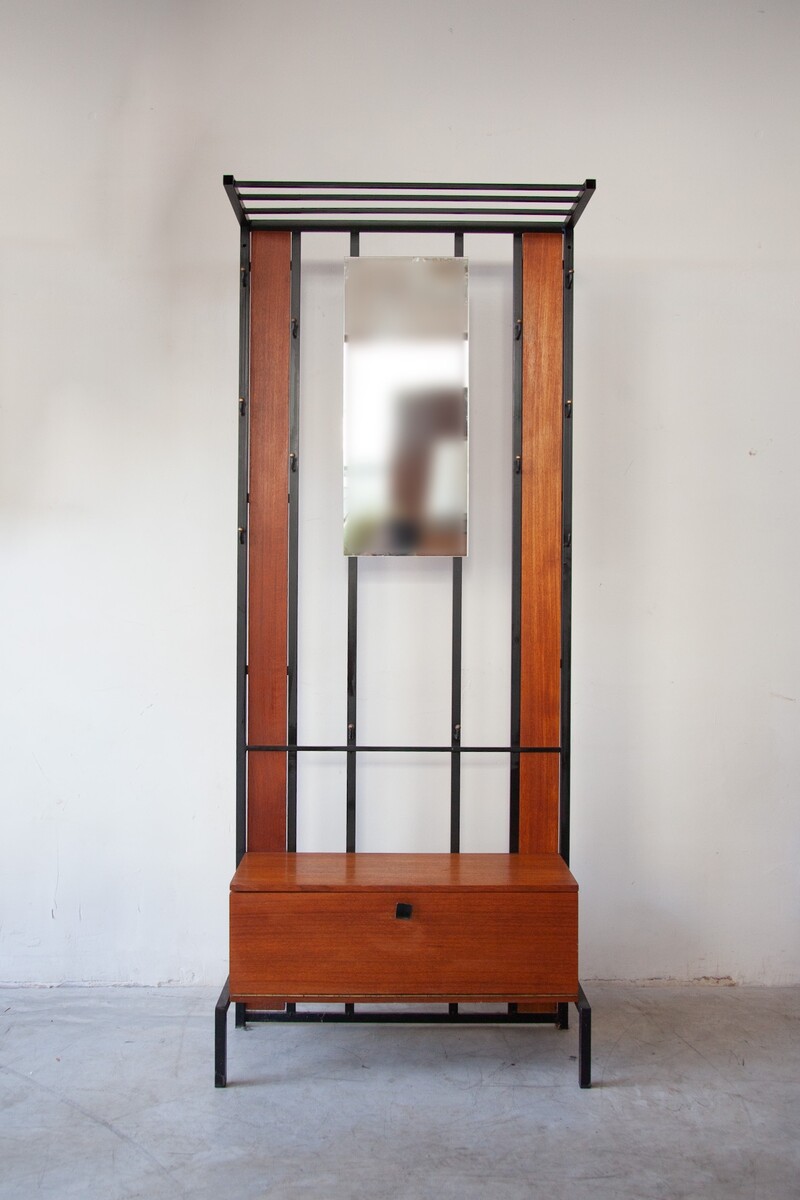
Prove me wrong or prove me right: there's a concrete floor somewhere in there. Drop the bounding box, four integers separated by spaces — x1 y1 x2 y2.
1 984 798 1200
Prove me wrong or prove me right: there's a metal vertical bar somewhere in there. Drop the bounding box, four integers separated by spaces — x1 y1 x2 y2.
346 231 360 854
223 175 248 226
346 553 358 854
344 231 360 1017
287 232 302 853
236 228 252 867
559 231 574 866
565 179 596 230
450 231 464 856
450 556 462 852
576 983 591 1088
215 977 231 1087
450 233 463 1056
509 233 523 853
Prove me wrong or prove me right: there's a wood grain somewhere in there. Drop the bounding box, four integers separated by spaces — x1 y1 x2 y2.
247 231 291 850
231 851 578 893
519 756 561 858
520 232 563 853
247 754 288 855
230 889 577 1002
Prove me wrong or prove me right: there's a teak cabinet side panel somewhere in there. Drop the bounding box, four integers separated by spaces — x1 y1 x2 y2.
247 231 292 850
520 232 563 854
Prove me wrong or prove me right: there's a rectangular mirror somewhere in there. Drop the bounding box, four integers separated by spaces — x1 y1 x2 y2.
343 257 468 556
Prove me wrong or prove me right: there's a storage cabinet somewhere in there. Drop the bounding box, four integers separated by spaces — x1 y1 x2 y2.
230 852 578 1003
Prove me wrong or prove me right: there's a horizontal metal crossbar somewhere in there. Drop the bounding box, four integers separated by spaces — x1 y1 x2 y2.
234 179 583 191
240 191 573 204
224 177 595 232
241 1008 563 1025
245 206 574 217
246 744 561 753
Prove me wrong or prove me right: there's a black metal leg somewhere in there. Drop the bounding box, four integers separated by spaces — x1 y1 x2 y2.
235 1002 247 1028
557 1001 569 1030
215 977 231 1088
576 983 591 1088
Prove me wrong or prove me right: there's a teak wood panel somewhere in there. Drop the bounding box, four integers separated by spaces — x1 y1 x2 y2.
519 756 561 859
230 890 578 1002
520 232 563 854
231 851 578 894
247 231 292 850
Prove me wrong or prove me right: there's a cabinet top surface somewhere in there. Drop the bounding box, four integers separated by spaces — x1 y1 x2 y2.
231 852 577 893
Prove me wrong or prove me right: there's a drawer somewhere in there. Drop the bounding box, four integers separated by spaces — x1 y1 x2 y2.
230 889 577 1003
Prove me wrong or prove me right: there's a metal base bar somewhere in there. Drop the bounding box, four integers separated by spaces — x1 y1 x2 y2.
238 1008 564 1025
215 977 231 1088
576 983 591 1088
222 990 590 1087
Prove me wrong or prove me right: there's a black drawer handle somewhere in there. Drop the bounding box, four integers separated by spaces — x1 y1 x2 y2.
395 902 413 920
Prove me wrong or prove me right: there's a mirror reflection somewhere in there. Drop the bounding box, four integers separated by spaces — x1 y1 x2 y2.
344 257 468 556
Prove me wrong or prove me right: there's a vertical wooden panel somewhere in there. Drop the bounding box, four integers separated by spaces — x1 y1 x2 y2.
519 232 563 854
247 231 291 850
519 756 561 856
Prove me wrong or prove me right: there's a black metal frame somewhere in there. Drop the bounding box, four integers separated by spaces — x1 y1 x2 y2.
218 176 594 1089
216 979 589 1090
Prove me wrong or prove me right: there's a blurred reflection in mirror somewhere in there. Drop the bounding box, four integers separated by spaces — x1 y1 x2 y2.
344 257 468 556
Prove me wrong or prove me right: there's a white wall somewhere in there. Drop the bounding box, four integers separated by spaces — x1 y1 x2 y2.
1 0 798 986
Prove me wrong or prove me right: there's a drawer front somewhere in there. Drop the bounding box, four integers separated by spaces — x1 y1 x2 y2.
230 890 577 1002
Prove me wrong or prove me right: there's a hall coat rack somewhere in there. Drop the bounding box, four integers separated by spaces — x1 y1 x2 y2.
215 176 596 1088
